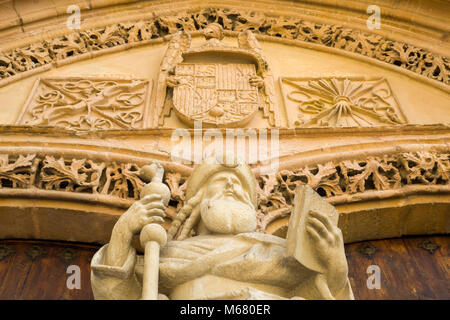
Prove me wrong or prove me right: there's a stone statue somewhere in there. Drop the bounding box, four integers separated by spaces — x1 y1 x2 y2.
91 155 354 300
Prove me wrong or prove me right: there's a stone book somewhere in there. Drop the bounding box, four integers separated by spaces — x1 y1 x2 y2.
286 185 340 273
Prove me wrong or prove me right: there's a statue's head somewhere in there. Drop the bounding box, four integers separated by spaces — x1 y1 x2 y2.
168 154 257 240
203 23 224 41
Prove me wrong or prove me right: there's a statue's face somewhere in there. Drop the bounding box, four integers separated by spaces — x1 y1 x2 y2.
199 171 257 234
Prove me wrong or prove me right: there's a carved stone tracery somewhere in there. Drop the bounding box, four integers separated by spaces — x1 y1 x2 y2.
40 156 106 194
16 77 151 130
255 151 449 231
0 154 145 202
0 154 39 189
0 7 448 88
0 151 447 234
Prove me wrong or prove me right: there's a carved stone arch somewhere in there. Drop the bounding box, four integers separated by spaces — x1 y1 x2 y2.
0 1 448 91
0 1 448 247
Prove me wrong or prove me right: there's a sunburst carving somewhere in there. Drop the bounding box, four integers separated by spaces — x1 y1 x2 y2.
281 77 407 127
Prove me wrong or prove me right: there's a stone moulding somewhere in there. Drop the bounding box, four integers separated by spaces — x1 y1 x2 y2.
0 6 449 92
0 147 448 243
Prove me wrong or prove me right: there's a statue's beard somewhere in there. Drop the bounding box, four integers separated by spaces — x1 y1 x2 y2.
200 193 257 235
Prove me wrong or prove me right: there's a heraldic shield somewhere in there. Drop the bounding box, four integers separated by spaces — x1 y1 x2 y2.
172 63 260 127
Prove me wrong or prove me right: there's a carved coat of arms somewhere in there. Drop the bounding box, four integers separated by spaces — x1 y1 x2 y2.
172 63 260 126
153 23 278 128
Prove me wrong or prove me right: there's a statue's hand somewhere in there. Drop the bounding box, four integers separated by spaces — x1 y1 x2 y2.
105 194 166 267
306 210 348 294
117 194 167 236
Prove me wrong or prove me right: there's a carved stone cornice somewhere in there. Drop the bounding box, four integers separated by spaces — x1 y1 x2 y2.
0 5 448 92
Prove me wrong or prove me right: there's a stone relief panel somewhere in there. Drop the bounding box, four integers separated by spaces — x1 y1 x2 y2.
16 76 152 130
154 23 278 128
1 151 447 234
280 77 407 127
172 63 261 126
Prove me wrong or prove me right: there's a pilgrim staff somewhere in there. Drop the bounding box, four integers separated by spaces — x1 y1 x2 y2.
138 163 171 300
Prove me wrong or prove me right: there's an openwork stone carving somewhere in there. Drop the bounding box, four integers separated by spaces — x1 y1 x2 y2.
281 77 407 127
102 162 145 199
0 151 448 233
40 156 106 193
400 152 450 185
0 8 447 88
0 42 53 79
256 152 449 226
16 77 152 130
41 157 144 199
0 154 144 201
0 154 39 188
